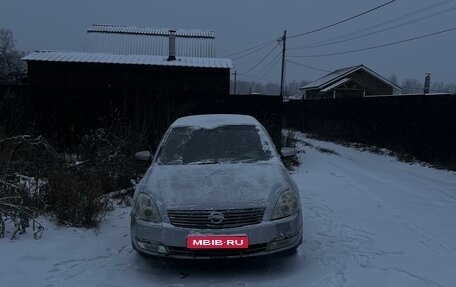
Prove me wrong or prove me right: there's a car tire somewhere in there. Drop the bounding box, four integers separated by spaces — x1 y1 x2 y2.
280 237 302 256
132 241 148 258
282 246 299 256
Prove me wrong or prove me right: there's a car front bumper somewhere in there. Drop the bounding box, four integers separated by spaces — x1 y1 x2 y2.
131 212 303 259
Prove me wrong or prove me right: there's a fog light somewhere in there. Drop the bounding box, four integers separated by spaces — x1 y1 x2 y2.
136 238 168 254
268 235 298 251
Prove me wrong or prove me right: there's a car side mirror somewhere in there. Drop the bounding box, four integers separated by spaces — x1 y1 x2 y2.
135 151 153 161
281 147 297 158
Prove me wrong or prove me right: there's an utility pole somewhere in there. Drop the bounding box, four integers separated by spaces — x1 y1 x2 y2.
232 70 237 95
280 30 287 98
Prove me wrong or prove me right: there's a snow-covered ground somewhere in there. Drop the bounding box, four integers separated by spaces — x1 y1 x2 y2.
1 134 456 287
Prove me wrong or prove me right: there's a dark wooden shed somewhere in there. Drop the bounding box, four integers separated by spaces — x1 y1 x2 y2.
20 25 234 144
24 52 231 97
23 25 232 97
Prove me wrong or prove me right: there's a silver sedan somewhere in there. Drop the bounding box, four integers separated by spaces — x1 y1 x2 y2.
131 114 303 259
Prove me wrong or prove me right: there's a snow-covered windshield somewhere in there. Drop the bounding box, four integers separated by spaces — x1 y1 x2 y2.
158 125 272 165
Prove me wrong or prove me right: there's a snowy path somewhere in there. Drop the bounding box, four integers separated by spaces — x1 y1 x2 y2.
1 134 456 287
294 135 456 287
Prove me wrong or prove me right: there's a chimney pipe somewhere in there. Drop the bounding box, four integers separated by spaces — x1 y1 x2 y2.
424 73 431 94
167 29 176 61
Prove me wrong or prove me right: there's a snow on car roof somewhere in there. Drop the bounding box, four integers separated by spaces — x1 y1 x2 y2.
171 114 260 129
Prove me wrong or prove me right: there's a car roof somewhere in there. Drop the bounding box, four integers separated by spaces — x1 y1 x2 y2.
171 114 260 129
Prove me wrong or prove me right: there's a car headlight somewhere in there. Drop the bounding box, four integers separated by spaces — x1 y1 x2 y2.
134 193 162 223
271 189 299 220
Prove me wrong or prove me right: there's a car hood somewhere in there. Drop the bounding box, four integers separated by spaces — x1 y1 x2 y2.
142 162 289 209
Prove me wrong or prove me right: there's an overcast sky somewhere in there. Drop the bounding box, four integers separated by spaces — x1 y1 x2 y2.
1 0 455 85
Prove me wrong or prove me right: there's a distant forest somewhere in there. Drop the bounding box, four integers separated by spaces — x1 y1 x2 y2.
231 75 456 96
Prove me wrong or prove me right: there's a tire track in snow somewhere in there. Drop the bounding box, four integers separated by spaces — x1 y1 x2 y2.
297 140 455 286
393 268 446 287
326 157 456 266
46 251 117 281
300 187 380 286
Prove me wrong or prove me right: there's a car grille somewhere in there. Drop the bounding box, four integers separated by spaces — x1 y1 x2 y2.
167 208 265 229
168 243 269 258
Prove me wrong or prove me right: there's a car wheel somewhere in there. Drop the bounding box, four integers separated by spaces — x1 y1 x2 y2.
280 237 302 256
282 245 299 256
132 241 148 258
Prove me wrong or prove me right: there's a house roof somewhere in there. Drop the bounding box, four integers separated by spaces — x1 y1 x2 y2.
84 24 216 58
320 78 351 92
300 65 402 91
23 51 233 69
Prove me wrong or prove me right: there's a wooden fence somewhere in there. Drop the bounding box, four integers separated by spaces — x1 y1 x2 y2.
284 94 456 169
1 85 282 150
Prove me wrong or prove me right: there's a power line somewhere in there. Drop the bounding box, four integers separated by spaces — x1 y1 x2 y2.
231 41 277 60
236 51 282 82
288 26 456 58
248 50 282 78
237 51 281 81
288 0 454 50
287 0 397 40
286 59 332 73
286 60 363 80
222 38 279 58
238 41 281 75
288 5 456 51
256 53 283 82
237 51 281 80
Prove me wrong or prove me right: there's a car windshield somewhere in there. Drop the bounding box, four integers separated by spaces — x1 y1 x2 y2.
158 125 273 165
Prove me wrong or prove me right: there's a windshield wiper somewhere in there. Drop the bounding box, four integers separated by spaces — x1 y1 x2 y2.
185 160 221 165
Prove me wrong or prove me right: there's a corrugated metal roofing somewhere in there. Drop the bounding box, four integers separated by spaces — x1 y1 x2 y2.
87 24 214 38
23 51 233 69
300 65 402 91
84 24 216 58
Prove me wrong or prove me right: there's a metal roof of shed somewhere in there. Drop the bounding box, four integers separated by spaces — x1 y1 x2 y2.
23 51 233 69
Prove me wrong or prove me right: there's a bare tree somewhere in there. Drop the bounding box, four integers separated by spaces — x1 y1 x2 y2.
389 73 399 85
401 78 422 94
0 28 26 84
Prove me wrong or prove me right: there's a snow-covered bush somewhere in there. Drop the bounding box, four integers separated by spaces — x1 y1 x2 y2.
0 135 52 238
0 129 146 230
0 178 43 239
0 135 59 177
282 130 298 148
47 168 109 227
77 128 147 192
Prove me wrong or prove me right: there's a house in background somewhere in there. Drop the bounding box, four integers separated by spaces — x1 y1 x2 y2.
23 24 232 97
300 65 401 99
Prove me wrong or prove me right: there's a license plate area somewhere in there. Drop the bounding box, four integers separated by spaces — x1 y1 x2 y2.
187 235 249 249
